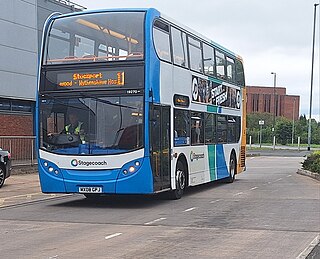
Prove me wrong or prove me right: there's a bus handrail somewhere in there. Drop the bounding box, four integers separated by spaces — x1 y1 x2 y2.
46 53 144 63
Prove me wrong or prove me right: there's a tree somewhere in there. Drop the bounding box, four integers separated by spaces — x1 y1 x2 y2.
275 118 292 145
247 113 320 145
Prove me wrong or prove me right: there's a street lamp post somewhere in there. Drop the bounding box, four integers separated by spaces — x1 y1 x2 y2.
307 3 319 151
292 98 296 145
271 72 277 150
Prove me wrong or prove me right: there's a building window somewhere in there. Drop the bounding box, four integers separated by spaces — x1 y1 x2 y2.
264 94 271 113
0 98 33 113
252 94 259 112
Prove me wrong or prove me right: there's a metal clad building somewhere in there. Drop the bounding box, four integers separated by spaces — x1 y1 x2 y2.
0 0 85 136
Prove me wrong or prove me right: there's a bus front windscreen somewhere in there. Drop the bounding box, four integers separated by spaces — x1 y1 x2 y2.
40 95 144 155
44 12 145 65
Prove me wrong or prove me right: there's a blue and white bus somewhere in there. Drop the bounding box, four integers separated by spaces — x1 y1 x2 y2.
37 8 246 199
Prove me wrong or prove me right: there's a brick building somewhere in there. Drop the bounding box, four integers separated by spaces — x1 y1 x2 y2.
0 0 85 136
246 86 300 121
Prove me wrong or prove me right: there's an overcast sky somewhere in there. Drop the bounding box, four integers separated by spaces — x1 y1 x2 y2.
74 0 320 119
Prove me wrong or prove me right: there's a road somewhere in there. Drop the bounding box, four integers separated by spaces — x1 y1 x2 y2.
0 155 319 259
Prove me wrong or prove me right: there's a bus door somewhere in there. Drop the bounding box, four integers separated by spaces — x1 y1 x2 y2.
150 105 171 192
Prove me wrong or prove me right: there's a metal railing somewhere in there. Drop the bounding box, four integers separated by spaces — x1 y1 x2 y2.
0 136 37 166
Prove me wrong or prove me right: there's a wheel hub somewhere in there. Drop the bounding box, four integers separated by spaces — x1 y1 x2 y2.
177 169 185 190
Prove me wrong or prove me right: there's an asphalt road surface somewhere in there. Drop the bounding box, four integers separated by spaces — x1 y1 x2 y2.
0 155 319 259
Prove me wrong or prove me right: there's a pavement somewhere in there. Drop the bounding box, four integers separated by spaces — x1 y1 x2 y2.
0 172 66 208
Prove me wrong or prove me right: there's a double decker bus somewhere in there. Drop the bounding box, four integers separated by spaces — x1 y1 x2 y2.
37 8 246 199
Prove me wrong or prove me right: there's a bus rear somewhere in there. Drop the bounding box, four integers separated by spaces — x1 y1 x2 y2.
37 10 155 196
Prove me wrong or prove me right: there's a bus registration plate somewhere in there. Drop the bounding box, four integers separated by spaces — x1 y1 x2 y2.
79 187 102 193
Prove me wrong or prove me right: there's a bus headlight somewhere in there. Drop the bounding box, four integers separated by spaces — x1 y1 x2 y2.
120 159 143 178
41 160 60 176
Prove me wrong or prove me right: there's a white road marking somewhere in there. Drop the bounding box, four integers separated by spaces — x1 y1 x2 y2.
144 217 167 225
184 207 196 212
233 192 243 196
105 233 123 240
250 187 258 190
287 174 292 177
274 178 283 182
210 199 220 204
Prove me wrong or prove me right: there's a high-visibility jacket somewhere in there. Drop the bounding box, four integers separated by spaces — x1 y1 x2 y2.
65 122 84 141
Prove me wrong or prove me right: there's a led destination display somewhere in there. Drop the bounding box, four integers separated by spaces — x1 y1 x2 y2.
41 66 144 92
57 71 125 88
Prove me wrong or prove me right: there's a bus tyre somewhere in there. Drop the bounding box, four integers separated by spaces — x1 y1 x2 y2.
170 161 186 200
226 154 236 183
0 165 5 188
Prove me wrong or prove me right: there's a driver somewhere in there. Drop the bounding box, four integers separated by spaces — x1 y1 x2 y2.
61 112 86 142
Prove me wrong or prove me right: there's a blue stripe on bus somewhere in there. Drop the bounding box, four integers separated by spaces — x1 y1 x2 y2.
145 8 161 104
216 144 229 179
144 9 160 159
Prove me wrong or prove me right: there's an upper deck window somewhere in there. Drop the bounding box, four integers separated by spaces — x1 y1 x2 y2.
203 44 215 77
188 37 203 73
44 12 145 65
153 20 171 63
171 27 188 68
236 59 245 86
215 50 226 80
226 57 235 83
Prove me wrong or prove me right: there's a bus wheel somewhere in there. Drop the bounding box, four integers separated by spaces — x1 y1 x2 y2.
226 154 236 183
170 161 186 200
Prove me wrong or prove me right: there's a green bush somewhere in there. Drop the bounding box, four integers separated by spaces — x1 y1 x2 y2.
302 151 320 174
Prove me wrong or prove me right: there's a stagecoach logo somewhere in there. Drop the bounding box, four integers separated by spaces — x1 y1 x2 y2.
190 151 205 162
71 159 78 167
70 159 108 167
192 77 199 101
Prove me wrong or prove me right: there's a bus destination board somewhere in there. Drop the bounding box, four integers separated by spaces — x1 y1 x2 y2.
57 70 125 88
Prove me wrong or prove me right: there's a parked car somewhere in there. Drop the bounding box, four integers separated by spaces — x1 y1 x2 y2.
0 148 11 188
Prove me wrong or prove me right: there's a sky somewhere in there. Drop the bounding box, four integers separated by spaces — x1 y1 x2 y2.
73 0 320 119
